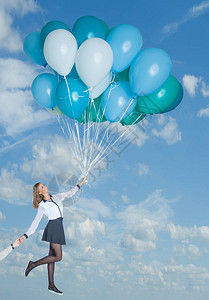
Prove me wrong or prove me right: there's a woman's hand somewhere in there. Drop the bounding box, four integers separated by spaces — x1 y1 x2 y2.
19 235 26 244
13 238 21 248
79 176 87 187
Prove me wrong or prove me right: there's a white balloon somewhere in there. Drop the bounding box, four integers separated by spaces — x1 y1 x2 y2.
89 72 112 99
76 38 113 88
44 29 77 76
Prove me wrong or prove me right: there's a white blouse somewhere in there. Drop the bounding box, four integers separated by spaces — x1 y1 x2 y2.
0 245 13 261
25 186 79 238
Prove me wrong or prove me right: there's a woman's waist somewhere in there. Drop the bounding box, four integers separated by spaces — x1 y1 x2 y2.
48 217 63 222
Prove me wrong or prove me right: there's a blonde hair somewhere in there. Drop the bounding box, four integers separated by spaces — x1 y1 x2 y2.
33 182 43 209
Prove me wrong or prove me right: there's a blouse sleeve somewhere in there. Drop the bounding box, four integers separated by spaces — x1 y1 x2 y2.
53 186 79 203
0 245 12 261
25 204 45 237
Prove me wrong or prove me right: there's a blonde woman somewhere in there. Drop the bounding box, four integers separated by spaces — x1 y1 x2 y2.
20 176 87 295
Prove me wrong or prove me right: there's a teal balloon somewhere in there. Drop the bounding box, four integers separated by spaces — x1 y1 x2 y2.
129 48 172 96
120 107 145 126
115 67 129 82
161 84 183 113
106 24 143 72
23 32 47 66
40 21 70 46
101 81 136 122
32 73 58 108
72 16 109 47
137 75 180 114
77 96 106 123
56 78 89 119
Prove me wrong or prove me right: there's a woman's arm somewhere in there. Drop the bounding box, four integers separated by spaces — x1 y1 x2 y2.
0 246 12 261
20 205 45 242
53 176 87 203
0 238 21 261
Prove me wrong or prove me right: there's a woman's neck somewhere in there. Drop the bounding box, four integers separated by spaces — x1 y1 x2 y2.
42 192 51 200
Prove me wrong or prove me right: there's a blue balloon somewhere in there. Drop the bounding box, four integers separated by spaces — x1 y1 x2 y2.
54 65 79 82
32 73 58 108
161 84 184 113
101 81 136 122
56 78 89 119
72 16 109 47
106 24 143 73
23 32 47 66
40 21 70 46
129 48 172 96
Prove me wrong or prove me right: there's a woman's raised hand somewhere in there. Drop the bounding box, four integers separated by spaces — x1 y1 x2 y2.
79 176 87 187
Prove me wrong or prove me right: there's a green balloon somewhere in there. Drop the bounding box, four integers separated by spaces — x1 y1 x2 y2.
77 96 106 124
120 107 146 126
137 75 180 114
114 67 129 82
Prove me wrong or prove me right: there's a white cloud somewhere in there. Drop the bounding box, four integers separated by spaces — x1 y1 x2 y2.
152 115 182 145
0 210 6 221
0 58 53 136
76 197 112 219
167 224 209 242
65 218 105 246
201 81 209 97
198 105 209 117
117 190 174 252
0 58 37 89
121 195 130 204
182 74 202 97
0 168 32 205
0 0 40 53
107 121 149 151
21 134 79 180
174 244 201 257
119 233 156 252
137 163 150 176
162 1 209 37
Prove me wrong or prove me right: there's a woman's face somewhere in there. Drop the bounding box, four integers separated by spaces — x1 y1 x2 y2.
38 183 48 195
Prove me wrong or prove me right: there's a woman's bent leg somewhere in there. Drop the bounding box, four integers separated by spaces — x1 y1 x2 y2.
25 243 62 277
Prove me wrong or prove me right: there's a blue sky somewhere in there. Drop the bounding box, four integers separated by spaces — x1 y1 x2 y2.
0 0 209 299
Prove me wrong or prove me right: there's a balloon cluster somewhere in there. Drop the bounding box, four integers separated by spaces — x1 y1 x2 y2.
24 16 183 126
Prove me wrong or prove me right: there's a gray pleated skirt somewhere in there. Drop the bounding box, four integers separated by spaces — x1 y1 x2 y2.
42 217 66 245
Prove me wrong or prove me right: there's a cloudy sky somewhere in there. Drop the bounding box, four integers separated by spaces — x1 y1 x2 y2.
0 0 209 299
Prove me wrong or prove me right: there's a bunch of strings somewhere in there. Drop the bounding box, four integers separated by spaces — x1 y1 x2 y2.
56 76 144 176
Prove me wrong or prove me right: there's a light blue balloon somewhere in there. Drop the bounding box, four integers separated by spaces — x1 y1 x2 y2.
161 84 183 113
101 81 136 122
32 73 58 108
72 16 109 47
40 21 70 46
129 48 172 96
106 24 143 73
23 32 47 66
56 78 89 119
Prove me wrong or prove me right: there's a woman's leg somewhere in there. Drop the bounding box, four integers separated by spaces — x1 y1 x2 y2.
25 243 62 277
47 244 55 286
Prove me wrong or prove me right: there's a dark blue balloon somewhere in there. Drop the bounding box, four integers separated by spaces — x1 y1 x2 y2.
106 24 143 72
32 73 58 108
56 78 89 119
129 48 172 96
72 16 109 47
101 81 136 122
23 32 47 66
40 21 70 47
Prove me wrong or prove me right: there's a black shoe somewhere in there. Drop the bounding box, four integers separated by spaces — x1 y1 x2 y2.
48 284 63 295
25 261 34 277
